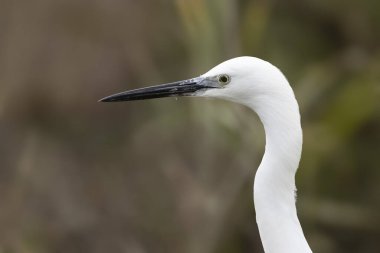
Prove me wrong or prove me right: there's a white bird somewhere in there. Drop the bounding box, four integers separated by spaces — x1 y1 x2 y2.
100 56 313 253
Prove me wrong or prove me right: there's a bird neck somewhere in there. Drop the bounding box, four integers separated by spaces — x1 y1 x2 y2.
249 94 312 253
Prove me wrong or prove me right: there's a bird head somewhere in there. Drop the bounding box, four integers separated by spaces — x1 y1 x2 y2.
100 56 291 109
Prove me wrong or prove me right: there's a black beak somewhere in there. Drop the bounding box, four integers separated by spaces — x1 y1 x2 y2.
99 77 217 102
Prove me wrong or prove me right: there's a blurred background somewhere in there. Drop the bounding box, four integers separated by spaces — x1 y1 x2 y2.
0 0 379 252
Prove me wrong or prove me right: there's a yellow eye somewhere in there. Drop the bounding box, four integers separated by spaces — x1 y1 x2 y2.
218 74 231 85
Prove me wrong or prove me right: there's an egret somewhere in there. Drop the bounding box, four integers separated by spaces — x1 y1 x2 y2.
100 57 313 253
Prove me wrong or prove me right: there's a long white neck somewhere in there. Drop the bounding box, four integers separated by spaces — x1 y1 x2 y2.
248 90 312 253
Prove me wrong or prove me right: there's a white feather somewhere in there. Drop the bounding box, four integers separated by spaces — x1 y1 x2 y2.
202 57 312 253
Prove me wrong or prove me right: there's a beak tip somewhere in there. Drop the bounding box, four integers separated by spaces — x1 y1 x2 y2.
99 97 112 102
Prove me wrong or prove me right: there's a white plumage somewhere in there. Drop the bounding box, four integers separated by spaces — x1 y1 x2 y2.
101 56 313 253
200 57 311 253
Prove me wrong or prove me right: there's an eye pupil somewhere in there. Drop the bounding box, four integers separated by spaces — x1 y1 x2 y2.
218 75 230 84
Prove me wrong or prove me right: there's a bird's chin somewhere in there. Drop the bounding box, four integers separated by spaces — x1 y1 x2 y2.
197 88 224 98
200 89 240 104
192 89 210 97
199 90 251 108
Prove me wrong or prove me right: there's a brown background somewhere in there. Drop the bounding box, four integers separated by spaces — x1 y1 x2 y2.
0 0 379 252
